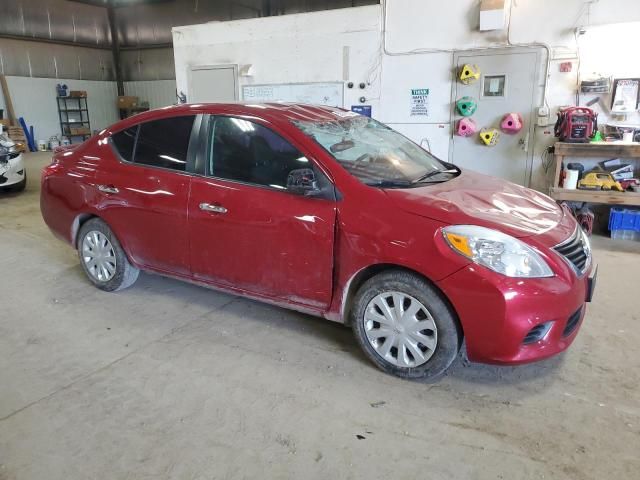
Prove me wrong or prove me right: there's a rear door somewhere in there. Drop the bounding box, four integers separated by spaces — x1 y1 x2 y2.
96 115 199 275
188 115 337 308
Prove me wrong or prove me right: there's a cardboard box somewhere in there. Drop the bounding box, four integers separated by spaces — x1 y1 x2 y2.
69 127 91 136
480 0 506 31
7 126 27 150
8 126 25 140
69 90 87 98
117 96 139 109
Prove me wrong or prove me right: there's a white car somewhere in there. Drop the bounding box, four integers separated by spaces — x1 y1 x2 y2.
0 133 26 191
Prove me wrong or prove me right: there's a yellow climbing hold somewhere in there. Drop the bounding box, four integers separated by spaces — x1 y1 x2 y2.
459 64 481 84
479 128 500 146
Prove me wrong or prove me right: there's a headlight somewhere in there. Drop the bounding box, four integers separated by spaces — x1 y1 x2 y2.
580 227 591 259
442 225 554 278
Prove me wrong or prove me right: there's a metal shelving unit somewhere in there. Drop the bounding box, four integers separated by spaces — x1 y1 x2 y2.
57 96 91 143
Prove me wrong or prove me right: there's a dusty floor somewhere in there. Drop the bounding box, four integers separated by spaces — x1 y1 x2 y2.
1 151 639 480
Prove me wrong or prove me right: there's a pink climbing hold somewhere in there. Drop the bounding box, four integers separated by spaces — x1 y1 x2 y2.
500 113 523 134
456 117 478 137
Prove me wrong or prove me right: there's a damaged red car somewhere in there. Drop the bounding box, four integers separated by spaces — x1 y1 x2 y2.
41 103 596 380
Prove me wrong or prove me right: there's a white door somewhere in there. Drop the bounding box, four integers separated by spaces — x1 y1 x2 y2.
189 65 238 103
450 49 541 186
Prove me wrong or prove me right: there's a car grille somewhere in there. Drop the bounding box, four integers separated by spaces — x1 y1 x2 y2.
554 228 589 274
563 307 583 337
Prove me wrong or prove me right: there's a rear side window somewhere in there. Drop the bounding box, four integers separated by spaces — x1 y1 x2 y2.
133 116 196 171
111 127 137 162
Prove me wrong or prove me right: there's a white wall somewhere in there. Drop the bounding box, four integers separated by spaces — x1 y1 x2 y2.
173 1 640 190
0 77 177 142
0 77 119 142
172 7 381 107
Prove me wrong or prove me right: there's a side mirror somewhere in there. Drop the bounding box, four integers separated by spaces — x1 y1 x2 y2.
287 168 319 196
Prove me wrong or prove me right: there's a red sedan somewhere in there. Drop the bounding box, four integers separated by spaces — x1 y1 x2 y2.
41 103 596 380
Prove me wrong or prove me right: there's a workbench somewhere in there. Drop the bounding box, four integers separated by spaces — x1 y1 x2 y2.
549 142 640 206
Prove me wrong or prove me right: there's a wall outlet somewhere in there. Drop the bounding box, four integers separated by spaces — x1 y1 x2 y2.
537 106 550 126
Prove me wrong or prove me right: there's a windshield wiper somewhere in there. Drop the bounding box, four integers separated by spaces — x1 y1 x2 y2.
412 168 459 184
364 179 412 188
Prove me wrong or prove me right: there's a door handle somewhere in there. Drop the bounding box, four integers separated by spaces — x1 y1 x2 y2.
199 203 228 214
97 184 119 194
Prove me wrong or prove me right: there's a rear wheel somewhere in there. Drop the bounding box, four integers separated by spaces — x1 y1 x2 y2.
77 218 139 291
351 270 462 380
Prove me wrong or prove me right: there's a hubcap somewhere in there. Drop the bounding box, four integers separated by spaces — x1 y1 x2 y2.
82 230 116 282
364 292 437 368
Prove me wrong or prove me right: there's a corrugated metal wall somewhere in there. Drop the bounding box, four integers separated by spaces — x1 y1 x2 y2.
0 0 378 80
124 79 177 108
0 0 111 46
121 48 175 81
0 38 115 80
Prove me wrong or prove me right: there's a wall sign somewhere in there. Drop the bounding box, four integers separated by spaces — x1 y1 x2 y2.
351 105 372 117
410 88 430 117
241 82 344 107
611 78 640 114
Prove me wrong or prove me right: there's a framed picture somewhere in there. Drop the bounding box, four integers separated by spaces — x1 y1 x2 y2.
611 78 640 114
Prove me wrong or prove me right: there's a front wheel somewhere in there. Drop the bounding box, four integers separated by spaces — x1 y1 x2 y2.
351 270 462 380
77 218 139 291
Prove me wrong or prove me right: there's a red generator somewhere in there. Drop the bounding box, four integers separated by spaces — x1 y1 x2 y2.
554 107 598 143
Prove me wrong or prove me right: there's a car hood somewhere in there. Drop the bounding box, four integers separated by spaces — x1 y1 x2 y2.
384 169 568 239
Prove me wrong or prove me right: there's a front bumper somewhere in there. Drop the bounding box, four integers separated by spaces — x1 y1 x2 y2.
437 260 594 365
0 153 26 187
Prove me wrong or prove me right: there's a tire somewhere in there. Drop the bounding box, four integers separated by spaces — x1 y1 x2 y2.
77 218 139 292
351 270 462 380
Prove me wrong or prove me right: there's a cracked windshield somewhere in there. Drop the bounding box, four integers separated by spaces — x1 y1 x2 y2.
294 115 458 187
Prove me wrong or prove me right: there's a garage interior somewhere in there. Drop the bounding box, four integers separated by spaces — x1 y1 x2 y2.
1 1 640 479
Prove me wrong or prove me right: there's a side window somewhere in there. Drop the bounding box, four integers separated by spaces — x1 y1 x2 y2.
133 116 196 171
111 126 137 162
209 116 309 189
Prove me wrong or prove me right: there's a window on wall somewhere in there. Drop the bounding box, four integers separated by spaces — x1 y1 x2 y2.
111 127 138 162
133 116 196 171
209 116 310 189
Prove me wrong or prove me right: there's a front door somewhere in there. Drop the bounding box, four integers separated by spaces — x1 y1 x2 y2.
188 116 336 308
451 48 541 185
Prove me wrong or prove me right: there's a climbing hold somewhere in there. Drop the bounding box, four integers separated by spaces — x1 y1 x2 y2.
500 113 523 134
479 128 500 146
456 118 478 137
459 64 481 85
456 96 478 117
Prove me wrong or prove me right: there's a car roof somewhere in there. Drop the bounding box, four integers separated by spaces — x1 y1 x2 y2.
109 102 349 133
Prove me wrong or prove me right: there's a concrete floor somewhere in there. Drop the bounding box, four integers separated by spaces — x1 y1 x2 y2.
1 152 639 480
